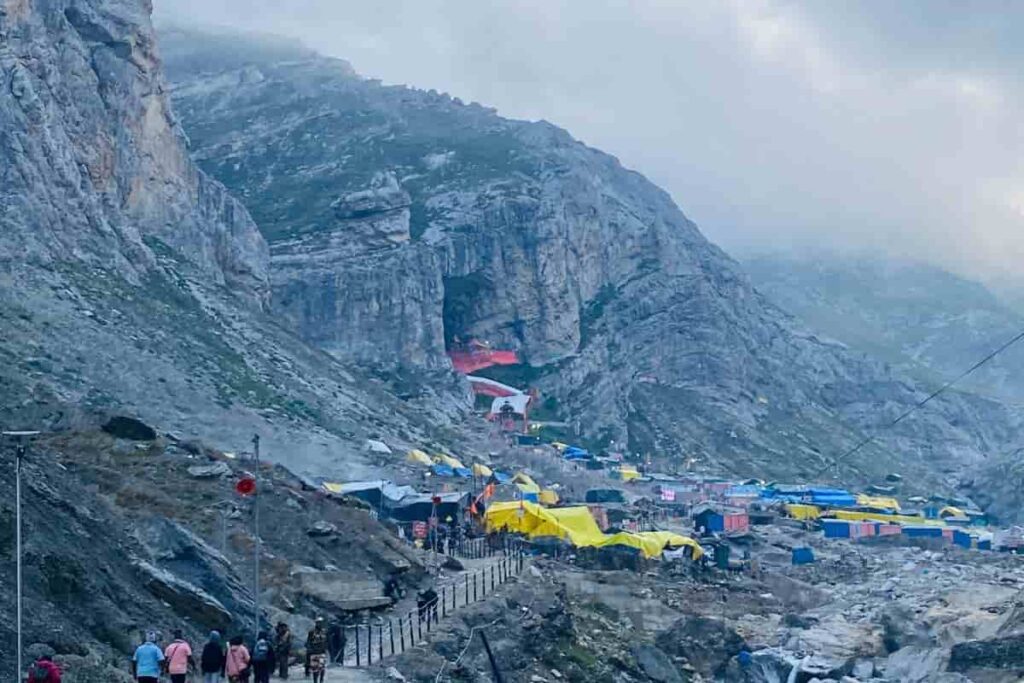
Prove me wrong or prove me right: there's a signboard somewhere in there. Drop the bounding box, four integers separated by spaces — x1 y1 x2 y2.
412 521 428 539
660 489 677 502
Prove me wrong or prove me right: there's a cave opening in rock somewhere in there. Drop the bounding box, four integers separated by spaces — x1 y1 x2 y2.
442 272 491 351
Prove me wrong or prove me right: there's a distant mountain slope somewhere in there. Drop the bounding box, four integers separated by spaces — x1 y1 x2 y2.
160 27 1022 494
745 255 1024 404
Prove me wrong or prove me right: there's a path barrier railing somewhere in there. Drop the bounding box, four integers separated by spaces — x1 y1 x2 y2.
336 540 526 668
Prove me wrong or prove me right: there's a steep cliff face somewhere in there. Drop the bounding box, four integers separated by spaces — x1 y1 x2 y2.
0 1 480 478
162 28 1022 491
0 0 267 303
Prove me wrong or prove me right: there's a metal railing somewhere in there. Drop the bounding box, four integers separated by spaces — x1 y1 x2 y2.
336 542 525 668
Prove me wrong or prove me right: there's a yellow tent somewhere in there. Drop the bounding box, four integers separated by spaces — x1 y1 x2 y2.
856 494 901 511
435 453 465 470
483 503 700 560
551 442 569 452
513 472 539 489
539 489 560 506
830 509 942 526
541 506 604 544
940 506 966 518
618 467 641 482
322 482 344 494
472 463 493 478
786 503 821 521
598 531 704 560
407 449 433 466
485 502 601 546
516 482 541 495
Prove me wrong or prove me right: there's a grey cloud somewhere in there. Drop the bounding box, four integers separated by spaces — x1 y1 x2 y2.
154 0 1024 283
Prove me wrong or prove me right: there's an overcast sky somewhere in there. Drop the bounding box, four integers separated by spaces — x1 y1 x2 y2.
154 1 1024 284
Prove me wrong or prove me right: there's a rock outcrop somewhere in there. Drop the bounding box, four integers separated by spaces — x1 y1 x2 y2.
0 0 483 478
162 27 1022 493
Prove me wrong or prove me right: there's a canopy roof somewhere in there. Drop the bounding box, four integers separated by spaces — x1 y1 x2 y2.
484 502 701 559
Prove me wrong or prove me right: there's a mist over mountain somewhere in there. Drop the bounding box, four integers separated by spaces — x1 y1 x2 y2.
746 254 1024 404
156 26 1022 495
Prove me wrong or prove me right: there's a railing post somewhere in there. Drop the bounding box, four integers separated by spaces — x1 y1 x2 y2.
417 608 423 641
442 586 448 617
491 564 496 590
355 625 361 667
389 619 396 655
366 623 372 665
474 572 479 601
465 574 470 606
399 616 406 652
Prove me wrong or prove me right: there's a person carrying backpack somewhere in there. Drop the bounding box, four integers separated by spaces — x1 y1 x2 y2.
225 635 251 683
164 629 195 683
200 631 227 683
251 631 276 683
26 654 61 683
132 632 165 683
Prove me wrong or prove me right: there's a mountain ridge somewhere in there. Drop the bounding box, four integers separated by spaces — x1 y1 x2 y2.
160 26 1023 495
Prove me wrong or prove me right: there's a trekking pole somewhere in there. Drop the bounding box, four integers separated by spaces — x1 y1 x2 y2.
5 429 38 683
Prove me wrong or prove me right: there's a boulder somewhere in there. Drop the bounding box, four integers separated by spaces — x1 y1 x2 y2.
101 416 157 441
631 644 683 683
949 633 1024 672
297 572 389 611
187 462 232 478
655 615 746 678
307 521 338 537
134 561 232 630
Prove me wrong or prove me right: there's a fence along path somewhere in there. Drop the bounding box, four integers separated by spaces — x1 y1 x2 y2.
337 538 526 668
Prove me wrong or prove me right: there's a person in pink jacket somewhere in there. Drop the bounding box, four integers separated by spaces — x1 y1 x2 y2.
225 635 251 683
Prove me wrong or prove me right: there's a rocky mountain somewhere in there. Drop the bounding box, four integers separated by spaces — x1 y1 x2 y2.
0 0 482 481
161 27 1020 493
0 427 424 681
745 255 1024 404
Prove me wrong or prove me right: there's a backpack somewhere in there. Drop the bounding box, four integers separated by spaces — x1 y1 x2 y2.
252 639 271 663
30 663 49 682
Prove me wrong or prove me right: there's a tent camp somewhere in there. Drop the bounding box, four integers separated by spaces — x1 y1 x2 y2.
321 480 417 510
484 502 701 559
390 492 469 522
472 463 493 478
512 472 539 489
407 449 433 466
431 464 455 477
435 454 466 470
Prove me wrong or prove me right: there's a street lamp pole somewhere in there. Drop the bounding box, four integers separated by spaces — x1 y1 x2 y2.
252 434 261 643
4 429 39 682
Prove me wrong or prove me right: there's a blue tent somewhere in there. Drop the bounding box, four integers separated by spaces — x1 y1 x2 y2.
563 446 591 460
431 464 455 477
492 471 512 484
823 520 852 538
903 525 943 539
792 547 815 565
809 487 856 507
953 530 972 549
454 467 473 479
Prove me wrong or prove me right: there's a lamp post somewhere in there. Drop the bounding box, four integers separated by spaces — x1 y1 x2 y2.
252 434 261 643
4 429 40 682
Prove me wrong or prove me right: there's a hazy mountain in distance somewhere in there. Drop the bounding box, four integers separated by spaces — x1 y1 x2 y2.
745 254 1024 404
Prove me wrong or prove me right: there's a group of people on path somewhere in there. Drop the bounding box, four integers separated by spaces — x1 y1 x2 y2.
126 623 299 683
24 615 334 682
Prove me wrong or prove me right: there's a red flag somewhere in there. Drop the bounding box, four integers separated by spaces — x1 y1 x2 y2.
235 475 256 496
